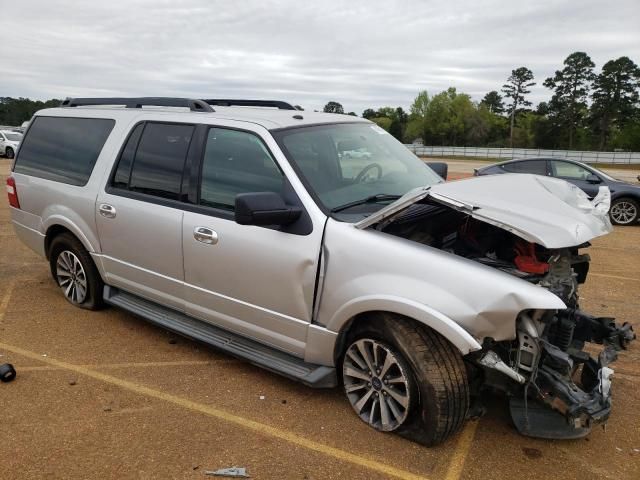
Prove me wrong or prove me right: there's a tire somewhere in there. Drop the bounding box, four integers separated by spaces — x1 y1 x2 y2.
609 197 639 225
49 233 104 310
5 147 14 159
341 313 469 446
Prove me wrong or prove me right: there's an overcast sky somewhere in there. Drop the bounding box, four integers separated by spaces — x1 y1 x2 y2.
3 0 639 114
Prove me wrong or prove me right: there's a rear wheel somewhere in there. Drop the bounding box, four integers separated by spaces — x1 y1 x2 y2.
341 314 469 446
5 147 14 159
610 197 638 225
49 233 104 310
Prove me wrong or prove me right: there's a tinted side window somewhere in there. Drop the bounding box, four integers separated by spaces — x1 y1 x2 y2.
501 160 547 175
112 123 144 189
129 123 194 200
551 161 591 180
200 128 283 211
13 116 114 186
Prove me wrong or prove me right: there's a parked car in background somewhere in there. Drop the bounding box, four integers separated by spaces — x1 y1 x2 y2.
0 130 23 159
475 157 640 225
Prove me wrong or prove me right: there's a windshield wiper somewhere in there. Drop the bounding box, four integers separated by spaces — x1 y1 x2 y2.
330 194 402 213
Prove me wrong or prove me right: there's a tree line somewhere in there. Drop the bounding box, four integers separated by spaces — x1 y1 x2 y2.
0 97 61 126
3 52 638 151
323 52 640 151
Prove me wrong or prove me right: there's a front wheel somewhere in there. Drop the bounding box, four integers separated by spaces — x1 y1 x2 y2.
610 197 638 225
341 314 469 446
5 147 14 159
49 233 104 310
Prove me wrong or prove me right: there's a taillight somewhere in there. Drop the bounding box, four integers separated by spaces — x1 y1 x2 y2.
6 176 20 208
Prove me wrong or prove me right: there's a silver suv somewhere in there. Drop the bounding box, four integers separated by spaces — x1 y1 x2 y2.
8 97 634 445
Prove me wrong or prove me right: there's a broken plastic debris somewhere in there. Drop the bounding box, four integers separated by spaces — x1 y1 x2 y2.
259 395 265 400
205 467 250 477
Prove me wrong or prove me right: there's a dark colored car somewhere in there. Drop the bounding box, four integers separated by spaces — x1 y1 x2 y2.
475 157 640 225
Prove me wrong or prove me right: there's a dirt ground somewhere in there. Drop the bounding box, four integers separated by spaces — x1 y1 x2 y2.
0 157 639 480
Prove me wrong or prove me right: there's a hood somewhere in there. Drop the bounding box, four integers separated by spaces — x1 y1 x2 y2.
355 174 613 248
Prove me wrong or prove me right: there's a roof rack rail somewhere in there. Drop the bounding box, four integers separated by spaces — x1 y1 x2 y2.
60 97 215 112
204 99 297 110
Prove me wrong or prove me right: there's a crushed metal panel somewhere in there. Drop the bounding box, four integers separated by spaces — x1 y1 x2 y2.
356 174 613 248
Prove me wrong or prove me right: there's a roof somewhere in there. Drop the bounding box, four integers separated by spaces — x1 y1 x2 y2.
35 101 369 130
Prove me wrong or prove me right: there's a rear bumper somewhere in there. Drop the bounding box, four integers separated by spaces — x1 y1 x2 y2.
11 219 46 258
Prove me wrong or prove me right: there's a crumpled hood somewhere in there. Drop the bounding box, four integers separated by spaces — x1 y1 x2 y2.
356 174 613 248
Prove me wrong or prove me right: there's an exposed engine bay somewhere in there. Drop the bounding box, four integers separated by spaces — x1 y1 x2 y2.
379 201 636 439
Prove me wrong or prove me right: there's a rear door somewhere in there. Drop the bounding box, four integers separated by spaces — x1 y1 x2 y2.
549 160 601 198
96 121 196 310
182 124 324 356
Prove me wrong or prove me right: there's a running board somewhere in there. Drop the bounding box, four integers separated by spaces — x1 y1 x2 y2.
103 286 337 388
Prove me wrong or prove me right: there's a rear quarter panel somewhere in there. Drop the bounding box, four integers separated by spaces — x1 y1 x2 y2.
9 110 140 258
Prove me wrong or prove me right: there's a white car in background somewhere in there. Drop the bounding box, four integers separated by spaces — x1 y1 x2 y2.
341 147 372 160
0 130 23 159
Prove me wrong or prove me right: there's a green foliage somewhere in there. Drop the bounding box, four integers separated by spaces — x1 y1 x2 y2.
323 101 344 114
609 120 640 151
544 52 596 148
502 67 536 146
371 117 392 131
361 108 377 119
480 91 504 114
590 56 640 149
0 97 62 125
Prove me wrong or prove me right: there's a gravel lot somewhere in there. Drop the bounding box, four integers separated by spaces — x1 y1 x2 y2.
1 158 639 479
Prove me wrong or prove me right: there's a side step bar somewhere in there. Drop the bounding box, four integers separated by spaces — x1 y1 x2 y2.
103 286 337 388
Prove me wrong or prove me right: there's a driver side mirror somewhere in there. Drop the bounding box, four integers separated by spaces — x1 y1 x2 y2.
586 174 602 184
235 192 302 226
427 162 448 180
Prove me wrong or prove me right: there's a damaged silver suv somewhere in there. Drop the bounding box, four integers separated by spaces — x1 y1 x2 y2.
8 97 635 446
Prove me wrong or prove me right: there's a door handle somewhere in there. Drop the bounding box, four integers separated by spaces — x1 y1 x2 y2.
98 203 116 219
193 226 218 245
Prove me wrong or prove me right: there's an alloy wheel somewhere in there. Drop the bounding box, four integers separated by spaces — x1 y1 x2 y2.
610 201 637 225
56 250 88 304
342 339 411 432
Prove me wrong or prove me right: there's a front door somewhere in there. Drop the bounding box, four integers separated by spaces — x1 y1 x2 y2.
550 160 602 198
182 126 324 356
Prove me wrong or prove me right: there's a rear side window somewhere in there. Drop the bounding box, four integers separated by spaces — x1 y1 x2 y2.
112 122 194 201
112 123 144 189
13 116 114 186
501 160 547 175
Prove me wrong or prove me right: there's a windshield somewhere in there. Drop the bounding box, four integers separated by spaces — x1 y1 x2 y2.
4 132 22 142
274 123 442 215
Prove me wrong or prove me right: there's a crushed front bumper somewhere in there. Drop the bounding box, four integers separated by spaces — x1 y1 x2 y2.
510 312 635 439
510 349 615 439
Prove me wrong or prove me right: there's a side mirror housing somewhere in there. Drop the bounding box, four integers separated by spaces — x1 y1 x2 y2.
427 162 448 180
586 174 602 184
235 192 302 226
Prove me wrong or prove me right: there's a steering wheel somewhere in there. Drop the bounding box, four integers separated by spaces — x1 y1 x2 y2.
354 163 383 183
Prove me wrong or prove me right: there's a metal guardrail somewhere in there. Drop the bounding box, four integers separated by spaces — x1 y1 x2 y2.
406 145 640 165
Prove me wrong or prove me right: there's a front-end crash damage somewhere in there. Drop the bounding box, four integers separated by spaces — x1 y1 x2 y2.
358 174 635 439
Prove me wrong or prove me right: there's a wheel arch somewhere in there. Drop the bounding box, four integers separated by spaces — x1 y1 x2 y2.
44 221 95 260
329 296 483 365
611 192 640 203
